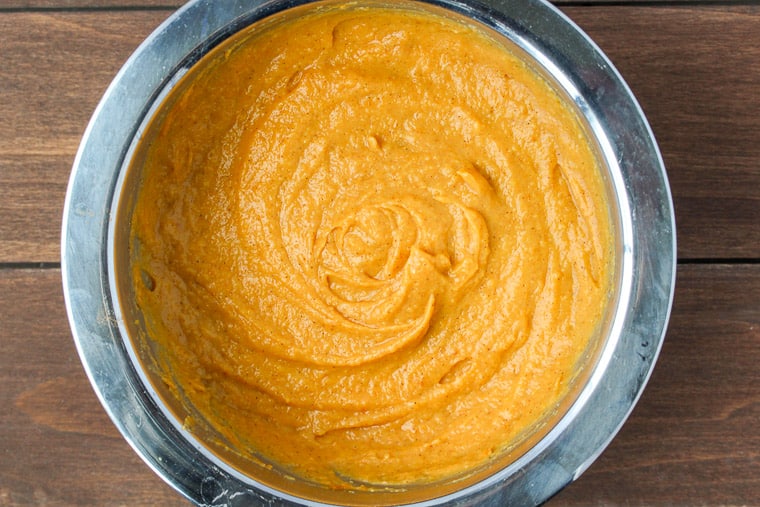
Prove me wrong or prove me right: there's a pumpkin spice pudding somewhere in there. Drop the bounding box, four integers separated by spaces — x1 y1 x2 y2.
129 2 614 490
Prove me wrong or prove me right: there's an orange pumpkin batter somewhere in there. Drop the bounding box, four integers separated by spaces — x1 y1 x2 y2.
130 2 614 489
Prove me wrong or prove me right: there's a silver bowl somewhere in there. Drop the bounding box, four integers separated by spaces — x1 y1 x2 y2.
61 0 676 505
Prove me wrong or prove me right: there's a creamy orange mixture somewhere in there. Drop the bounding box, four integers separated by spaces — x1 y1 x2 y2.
130 3 614 489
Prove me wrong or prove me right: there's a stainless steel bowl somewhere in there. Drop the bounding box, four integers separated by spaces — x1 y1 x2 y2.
62 0 676 505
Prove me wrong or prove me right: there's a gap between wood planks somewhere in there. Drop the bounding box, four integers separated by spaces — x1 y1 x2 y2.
1 0 759 13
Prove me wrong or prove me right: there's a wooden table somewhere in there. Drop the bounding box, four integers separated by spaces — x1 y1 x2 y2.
2 0 758 505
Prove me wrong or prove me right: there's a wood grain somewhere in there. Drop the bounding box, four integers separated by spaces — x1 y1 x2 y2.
1 6 759 263
562 5 760 260
0 0 743 10
552 263 760 506
1 266 758 505
0 269 189 506
0 1 180 9
0 10 170 263
0 156 67 262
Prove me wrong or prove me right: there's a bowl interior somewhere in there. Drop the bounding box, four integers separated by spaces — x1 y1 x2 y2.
106 0 633 505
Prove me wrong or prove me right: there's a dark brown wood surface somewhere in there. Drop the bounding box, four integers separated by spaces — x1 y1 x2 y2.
1 1 758 506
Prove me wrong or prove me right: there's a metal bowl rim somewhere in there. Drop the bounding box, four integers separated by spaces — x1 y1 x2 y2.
61 0 676 505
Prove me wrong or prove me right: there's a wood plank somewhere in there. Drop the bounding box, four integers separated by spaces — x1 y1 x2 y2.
562 5 760 260
0 0 741 10
552 263 760 505
556 0 744 3
1 265 758 505
0 1 181 9
0 269 188 506
0 10 170 263
1 156 68 263
2 6 759 262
